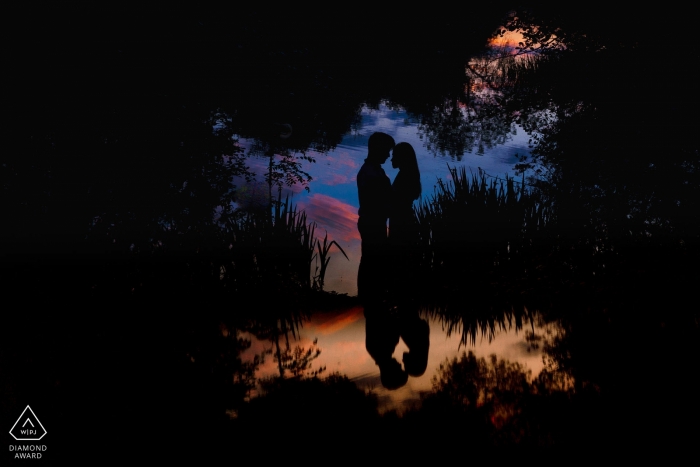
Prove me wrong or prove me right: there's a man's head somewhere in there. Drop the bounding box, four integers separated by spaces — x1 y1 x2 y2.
367 132 395 164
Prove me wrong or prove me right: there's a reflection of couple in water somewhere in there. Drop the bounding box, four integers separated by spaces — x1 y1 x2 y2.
357 132 430 389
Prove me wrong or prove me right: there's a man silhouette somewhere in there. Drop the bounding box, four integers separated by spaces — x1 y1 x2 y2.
356 132 395 303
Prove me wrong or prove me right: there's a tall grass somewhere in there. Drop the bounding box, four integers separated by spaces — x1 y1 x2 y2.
219 194 347 334
412 165 553 345
224 195 346 286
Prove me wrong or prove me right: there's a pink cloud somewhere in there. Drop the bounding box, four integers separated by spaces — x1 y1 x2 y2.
324 173 350 185
320 150 359 169
299 194 360 242
308 151 361 185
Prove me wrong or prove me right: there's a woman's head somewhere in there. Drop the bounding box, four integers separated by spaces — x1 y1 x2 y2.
391 142 421 200
391 142 418 171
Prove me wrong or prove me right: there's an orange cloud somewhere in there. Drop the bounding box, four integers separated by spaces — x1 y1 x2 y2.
488 30 526 51
311 306 364 335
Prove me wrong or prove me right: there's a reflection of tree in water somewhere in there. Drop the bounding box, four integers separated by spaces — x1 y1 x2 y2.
235 372 381 447
398 350 605 447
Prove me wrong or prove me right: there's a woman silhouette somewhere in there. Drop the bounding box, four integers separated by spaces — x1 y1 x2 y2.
389 142 421 246
387 142 422 312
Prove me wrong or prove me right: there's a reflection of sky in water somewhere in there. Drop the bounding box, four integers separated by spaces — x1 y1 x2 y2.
242 305 544 414
237 102 533 296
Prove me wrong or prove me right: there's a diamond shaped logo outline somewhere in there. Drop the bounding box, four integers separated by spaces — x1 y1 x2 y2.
9 405 47 441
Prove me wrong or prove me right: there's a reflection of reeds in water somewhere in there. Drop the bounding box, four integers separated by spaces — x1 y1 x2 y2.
413 166 553 345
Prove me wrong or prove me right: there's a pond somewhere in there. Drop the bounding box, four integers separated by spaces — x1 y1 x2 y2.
241 304 546 416
3 4 699 459
227 98 544 414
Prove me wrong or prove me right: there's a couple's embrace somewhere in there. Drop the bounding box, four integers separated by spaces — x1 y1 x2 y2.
356 131 421 303
357 132 428 389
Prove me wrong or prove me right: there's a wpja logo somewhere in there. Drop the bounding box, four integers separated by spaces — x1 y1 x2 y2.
8 406 47 460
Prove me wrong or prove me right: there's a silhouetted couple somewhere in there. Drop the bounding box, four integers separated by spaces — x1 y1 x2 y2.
356 132 421 304
357 131 428 389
